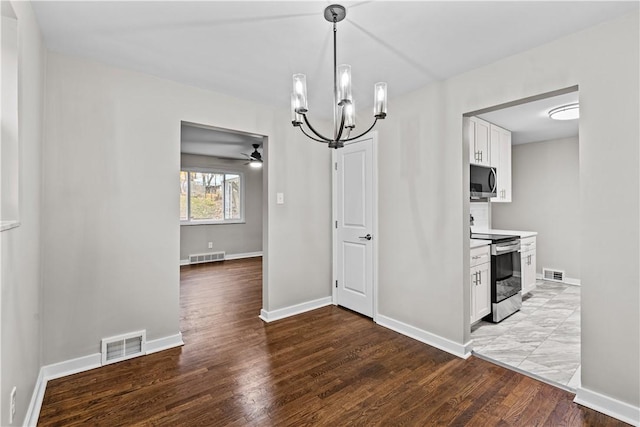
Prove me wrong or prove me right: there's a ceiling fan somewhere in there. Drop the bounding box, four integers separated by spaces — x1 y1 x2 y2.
242 144 263 168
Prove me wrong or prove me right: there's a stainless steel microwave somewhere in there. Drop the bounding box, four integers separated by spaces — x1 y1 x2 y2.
470 164 497 199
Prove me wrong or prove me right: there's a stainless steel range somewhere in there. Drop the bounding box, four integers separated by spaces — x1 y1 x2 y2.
471 233 522 322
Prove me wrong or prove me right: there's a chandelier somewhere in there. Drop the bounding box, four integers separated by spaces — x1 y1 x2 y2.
290 4 387 149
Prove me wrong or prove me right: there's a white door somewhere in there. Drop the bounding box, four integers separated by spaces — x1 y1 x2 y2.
335 136 375 317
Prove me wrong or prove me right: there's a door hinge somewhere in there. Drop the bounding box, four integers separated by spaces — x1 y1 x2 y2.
335 220 338 228
335 280 338 288
334 162 338 171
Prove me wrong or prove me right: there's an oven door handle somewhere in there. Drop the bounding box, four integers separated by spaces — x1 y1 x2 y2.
495 243 520 253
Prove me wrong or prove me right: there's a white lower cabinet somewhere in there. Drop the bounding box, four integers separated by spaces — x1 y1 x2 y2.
470 245 491 324
520 236 537 295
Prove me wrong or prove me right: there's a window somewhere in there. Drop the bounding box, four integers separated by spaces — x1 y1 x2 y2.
180 170 243 224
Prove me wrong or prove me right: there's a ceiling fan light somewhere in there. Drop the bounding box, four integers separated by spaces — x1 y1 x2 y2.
548 103 579 120
249 160 262 168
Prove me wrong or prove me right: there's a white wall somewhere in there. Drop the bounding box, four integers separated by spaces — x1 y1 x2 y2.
180 153 263 260
0 1 45 424
42 52 331 364
493 137 580 280
374 12 638 408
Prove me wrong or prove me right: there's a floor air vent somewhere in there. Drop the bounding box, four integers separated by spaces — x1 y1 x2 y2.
101 330 146 365
543 268 565 283
189 251 225 265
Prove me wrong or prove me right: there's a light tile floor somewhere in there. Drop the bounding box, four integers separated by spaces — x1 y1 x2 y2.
471 280 581 390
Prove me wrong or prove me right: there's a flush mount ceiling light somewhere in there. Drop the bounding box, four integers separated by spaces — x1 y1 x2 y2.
548 103 579 120
290 4 387 149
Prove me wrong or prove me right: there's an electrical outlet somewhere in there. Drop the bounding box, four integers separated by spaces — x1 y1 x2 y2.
208 242 213 249
9 386 16 424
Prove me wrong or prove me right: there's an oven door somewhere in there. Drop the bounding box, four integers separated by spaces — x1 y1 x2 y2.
491 242 522 303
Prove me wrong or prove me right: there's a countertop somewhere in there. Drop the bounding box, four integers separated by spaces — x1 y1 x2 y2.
472 228 538 238
470 239 491 249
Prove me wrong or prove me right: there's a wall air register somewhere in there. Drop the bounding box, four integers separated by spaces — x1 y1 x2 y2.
189 251 225 265
101 330 146 365
543 268 565 283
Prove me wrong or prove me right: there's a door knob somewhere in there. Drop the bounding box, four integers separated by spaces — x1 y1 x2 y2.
359 234 372 241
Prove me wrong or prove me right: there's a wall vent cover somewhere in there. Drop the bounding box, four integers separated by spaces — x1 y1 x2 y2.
101 330 146 365
189 251 225 265
543 268 565 283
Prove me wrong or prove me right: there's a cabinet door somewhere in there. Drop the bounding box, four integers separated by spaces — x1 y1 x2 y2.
490 125 512 203
500 129 512 202
475 262 491 320
470 117 490 166
470 268 478 323
521 250 537 295
471 263 491 323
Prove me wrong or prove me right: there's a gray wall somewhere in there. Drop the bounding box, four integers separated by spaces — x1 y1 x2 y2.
180 153 263 260
0 2 45 423
372 12 638 407
42 52 331 365
18 6 638 419
492 137 580 280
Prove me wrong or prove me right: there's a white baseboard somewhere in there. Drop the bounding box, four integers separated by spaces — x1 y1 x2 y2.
42 353 102 381
225 251 263 260
179 259 189 266
24 369 46 427
23 332 184 427
376 314 471 359
536 273 581 286
574 387 639 426
564 276 581 286
146 332 184 354
259 296 332 323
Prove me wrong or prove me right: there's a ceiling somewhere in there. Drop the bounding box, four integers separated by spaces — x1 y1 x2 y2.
478 91 579 145
181 122 263 160
32 1 637 155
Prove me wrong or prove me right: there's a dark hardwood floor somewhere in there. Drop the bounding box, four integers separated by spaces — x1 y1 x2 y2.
38 257 627 426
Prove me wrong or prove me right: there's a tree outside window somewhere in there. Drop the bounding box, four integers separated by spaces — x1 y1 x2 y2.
180 170 243 223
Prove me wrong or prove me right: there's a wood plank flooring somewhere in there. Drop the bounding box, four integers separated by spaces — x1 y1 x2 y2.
38 257 627 426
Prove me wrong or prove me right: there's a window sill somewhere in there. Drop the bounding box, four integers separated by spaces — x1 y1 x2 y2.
0 220 21 232
180 220 246 226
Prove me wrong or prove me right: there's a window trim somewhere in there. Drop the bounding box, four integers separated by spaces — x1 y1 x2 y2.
180 167 245 225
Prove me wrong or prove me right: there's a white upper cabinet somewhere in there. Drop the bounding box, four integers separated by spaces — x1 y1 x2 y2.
469 117 491 166
490 124 512 203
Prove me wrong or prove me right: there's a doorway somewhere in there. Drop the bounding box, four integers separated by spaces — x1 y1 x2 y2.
332 134 378 319
465 87 581 390
179 121 267 296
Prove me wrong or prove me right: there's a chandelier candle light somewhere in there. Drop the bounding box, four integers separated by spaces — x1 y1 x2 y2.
290 4 387 149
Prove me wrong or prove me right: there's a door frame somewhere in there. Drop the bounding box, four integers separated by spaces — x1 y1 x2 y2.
331 132 379 321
